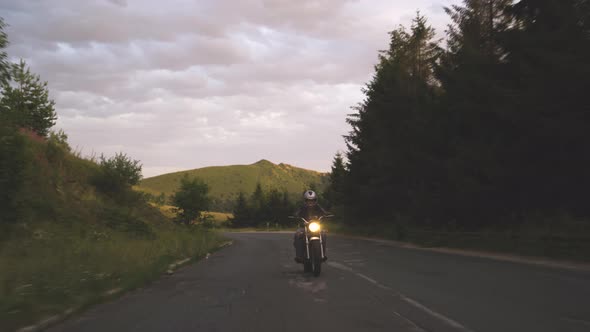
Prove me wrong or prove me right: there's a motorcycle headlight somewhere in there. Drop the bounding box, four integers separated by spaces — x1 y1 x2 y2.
308 222 320 232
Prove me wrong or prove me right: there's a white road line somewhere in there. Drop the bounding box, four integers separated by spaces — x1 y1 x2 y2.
356 273 378 284
343 259 365 263
356 273 392 290
328 260 474 332
563 317 590 328
400 295 474 332
327 261 354 272
392 310 428 332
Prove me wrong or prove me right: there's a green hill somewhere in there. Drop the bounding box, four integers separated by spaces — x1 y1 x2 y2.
138 159 328 211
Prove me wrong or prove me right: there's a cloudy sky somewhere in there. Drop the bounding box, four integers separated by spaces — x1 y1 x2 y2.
1 0 460 177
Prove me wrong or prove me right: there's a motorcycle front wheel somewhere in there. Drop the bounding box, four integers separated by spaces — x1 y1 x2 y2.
311 241 322 277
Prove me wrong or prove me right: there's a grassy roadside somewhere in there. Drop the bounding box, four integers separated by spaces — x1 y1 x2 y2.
0 131 226 331
0 222 223 331
327 222 590 262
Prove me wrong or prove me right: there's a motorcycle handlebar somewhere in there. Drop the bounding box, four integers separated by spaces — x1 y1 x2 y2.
288 215 335 223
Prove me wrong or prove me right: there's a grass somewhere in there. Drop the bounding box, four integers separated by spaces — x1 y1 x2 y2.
149 204 233 225
0 222 222 331
206 211 233 223
150 204 176 218
0 131 225 331
138 159 328 207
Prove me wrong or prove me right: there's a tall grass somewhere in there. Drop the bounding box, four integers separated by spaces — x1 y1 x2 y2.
0 132 224 331
0 222 221 331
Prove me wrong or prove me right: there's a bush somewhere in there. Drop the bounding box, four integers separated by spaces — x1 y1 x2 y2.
45 138 67 164
0 125 28 224
93 153 142 194
200 214 217 228
171 176 210 225
47 129 71 152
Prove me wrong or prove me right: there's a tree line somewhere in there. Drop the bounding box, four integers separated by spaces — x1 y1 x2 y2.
230 183 295 228
325 0 590 230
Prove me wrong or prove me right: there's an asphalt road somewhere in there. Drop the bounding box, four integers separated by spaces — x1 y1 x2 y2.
50 232 590 332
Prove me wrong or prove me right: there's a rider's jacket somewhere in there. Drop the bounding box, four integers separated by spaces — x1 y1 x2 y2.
294 204 328 221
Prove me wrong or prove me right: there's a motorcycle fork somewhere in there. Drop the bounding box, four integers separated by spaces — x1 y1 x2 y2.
304 228 310 259
319 233 324 259
305 228 325 260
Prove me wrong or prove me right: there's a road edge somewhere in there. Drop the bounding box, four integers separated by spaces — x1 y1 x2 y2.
14 240 234 332
332 233 590 272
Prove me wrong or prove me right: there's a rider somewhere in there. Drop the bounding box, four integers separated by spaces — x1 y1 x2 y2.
293 190 329 263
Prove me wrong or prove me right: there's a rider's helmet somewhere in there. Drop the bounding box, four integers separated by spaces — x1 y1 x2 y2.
303 190 317 206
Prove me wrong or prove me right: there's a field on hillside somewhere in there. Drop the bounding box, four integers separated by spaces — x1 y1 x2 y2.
150 204 232 224
138 159 328 211
207 211 233 223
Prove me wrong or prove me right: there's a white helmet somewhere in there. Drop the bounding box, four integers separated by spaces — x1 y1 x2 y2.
303 190 317 201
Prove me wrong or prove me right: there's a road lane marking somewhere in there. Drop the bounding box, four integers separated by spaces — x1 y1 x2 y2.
400 295 474 332
328 262 391 290
563 316 590 328
356 273 378 284
327 261 354 272
343 259 365 263
392 310 428 332
356 273 392 291
328 260 474 332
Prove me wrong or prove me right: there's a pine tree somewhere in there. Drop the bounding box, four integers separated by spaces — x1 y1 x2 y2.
0 18 10 87
1 60 57 137
409 13 442 88
499 0 590 217
444 0 512 62
344 14 442 223
267 189 283 225
341 0 590 228
434 0 516 226
324 152 347 208
281 191 292 225
231 192 251 227
250 182 267 223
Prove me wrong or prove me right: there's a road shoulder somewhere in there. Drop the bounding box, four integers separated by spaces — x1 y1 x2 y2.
332 233 590 272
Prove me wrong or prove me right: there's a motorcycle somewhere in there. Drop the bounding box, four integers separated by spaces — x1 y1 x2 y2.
290 215 332 277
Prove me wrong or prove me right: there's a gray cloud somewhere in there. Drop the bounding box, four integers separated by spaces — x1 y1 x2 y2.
107 0 128 7
0 0 459 177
